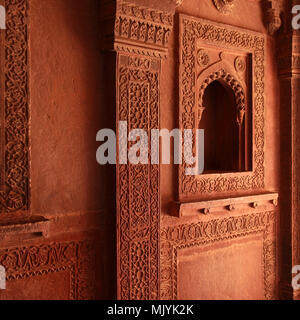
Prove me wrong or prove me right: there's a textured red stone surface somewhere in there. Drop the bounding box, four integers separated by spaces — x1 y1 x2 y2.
0 0 298 300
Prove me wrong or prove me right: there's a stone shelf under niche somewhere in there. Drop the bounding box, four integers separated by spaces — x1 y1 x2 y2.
172 192 279 217
0 216 50 242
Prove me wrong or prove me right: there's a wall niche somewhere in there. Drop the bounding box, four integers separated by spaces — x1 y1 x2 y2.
179 15 265 199
200 78 250 173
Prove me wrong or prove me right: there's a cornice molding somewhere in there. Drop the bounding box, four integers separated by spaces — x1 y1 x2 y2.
100 0 179 58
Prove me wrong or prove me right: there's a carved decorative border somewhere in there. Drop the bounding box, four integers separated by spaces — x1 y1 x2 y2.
161 211 276 300
0 240 96 300
101 1 175 59
179 15 265 198
117 53 160 300
0 0 29 212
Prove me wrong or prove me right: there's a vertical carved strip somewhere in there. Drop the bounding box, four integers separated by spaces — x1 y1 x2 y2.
117 54 161 300
0 0 29 212
102 0 177 300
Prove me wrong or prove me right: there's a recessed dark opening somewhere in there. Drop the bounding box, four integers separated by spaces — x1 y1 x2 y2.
200 80 249 173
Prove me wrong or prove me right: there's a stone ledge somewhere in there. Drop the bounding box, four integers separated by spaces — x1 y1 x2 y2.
172 192 279 217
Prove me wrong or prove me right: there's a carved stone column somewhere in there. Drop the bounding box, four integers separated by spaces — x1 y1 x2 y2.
277 0 300 300
100 0 179 300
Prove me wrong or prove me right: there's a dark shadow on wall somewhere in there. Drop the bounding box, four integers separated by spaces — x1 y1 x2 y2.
58 0 116 299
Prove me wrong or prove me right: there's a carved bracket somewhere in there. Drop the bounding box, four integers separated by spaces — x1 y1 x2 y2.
262 0 283 35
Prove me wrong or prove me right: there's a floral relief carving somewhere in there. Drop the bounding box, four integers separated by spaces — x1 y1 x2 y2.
0 240 97 300
179 15 265 198
118 54 160 300
235 56 246 72
160 211 277 300
0 0 29 212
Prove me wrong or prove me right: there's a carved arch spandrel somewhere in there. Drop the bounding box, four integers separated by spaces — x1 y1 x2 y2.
197 69 246 125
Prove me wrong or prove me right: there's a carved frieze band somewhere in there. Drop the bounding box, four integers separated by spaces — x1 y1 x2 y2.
0 240 96 299
0 0 29 212
117 53 160 300
113 1 174 58
161 211 277 300
179 15 265 197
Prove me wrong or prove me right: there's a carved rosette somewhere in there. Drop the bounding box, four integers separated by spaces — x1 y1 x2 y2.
197 49 210 67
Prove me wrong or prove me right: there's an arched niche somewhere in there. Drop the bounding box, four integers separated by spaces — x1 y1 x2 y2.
198 70 251 173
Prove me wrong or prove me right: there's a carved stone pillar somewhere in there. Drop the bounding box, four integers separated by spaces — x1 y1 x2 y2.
100 0 179 300
277 0 300 300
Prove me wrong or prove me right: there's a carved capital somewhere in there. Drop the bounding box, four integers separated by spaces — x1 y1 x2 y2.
100 0 178 58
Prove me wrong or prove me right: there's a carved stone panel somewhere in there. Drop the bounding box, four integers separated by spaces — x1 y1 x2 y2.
0 240 97 300
161 211 277 300
117 53 160 300
0 0 30 213
179 15 265 199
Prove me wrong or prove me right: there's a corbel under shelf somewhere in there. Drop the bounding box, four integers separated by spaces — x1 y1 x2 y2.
172 192 279 217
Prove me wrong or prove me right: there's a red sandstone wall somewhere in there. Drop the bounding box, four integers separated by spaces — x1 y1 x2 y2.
0 0 116 300
161 0 280 211
160 1 280 300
